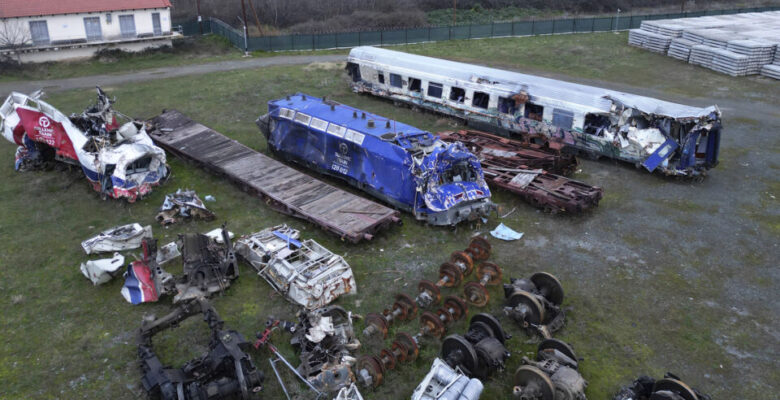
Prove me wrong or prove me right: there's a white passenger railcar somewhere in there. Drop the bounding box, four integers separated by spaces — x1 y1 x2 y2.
346 46 721 177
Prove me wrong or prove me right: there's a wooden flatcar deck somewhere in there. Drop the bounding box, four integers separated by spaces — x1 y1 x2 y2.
148 110 400 243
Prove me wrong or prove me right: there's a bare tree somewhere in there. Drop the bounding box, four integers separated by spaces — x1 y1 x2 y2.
0 19 31 63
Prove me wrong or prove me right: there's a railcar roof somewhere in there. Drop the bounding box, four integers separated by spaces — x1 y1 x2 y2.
348 46 719 119
269 93 432 140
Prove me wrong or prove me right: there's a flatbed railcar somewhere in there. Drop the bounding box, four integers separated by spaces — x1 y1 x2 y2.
256 93 495 226
345 46 721 178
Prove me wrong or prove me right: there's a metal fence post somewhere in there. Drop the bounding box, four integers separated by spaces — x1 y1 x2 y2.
358 31 361 46
428 26 431 42
380 30 383 46
469 24 472 39
591 17 595 32
491 21 494 38
511 21 515 36
312 34 315 50
405 28 408 45
335 33 338 48
448 26 451 40
532 18 535 35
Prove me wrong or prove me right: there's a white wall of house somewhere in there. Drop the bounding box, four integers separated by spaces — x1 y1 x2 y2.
2 8 171 46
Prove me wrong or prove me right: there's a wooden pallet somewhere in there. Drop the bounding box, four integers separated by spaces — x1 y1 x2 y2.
148 110 400 243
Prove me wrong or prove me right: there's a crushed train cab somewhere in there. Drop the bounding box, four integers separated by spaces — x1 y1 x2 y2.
256 93 495 226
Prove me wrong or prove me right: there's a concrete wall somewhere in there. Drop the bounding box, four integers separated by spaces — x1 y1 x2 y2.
10 37 174 63
1 8 171 45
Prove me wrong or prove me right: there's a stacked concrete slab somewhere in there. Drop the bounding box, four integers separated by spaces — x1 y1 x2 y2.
628 11 780 79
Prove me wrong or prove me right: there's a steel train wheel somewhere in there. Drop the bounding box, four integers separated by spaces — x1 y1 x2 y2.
393 332 419 362
438 263 463 287
513 365 555 400
420 311 446 338
538 338 578 364
357 355 385 388
450 251 474 276
417 279 441 305
530 272 564 305
441 335 479 375
365 313 389 338
477 262 503 285
652 378 699 400
443 295 468 321
463 282 489 307
507 290 545 325
470 313 509 344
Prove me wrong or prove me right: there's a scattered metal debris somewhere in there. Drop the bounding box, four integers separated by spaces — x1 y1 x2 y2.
439 130 603 214
137 298 264 399
257 93 495 226
149 110 400 243
490 223 524 241
441 313 511 379
80 252 124 285
411 358 483 400
235 225 356 310
81 223 152 254
174 227 239 303
154 242 180 265
613 373 712 400
347 46 721 178
334 383 364 400
503 272 566 338
156 189 215 226
514 339 587 400
121 227 237 304
0 87 168 200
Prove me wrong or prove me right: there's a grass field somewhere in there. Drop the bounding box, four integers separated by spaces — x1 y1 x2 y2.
0 33 778 399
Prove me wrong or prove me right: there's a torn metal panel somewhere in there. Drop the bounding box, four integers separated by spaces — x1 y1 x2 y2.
137 298 264 399
235 225 356 310
258 93 495 226
156 189 215 225
439 130 603 214
0 87 169 200
411 358 483 400
347 46 721 178
334 383 364 400
154 242 180 265
80 252 125 285
122 240 174 305
81 223 152 254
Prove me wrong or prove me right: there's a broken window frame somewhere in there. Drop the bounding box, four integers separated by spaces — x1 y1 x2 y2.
524 102 544 122
409 77 422 93
472 91 490 110
498 96 517 114
449 86 466 103
377 72 385 84
552 108 575 130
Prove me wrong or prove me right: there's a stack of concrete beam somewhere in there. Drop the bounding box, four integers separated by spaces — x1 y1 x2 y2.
628 29 673 54
726 39 776 74
668 38 700 61
627 11 780 78
760 53 780 79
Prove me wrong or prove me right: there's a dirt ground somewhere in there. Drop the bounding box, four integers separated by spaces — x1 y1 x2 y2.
0 33 777 400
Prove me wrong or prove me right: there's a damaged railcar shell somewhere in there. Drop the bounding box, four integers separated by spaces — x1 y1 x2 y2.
346 46 721 178
235 225 356 310
257 93 495 226
0 89 168 201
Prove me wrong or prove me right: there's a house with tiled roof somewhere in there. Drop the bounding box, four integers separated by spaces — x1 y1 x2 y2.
0 0 177 62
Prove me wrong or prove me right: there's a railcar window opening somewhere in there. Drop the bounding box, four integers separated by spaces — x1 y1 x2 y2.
439 161 476 184
552 109 574 130
409 78 422 93
449 87 466 103
584 114 611 136
525 103 544 122
472 91 490 109
377 73 385 84
498 96 518 114
390 73 402 88
427 82 443 98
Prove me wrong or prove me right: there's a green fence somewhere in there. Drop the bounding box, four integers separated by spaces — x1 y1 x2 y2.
173 6 779 52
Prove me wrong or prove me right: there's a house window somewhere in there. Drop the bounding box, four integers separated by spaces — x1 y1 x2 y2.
29 21 50 45
377 73 385 84
152 13 162 36
498 96 517 114
106 13 112 24
408 78 421 92
449 87 465 103
472 91 489 109
389 73 402 88
428 82 443 98
525 103 544 122
119 15 137 38
83 17 102 41
552 109 574 130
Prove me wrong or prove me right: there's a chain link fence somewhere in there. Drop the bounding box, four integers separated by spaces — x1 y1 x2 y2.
173 6 779 52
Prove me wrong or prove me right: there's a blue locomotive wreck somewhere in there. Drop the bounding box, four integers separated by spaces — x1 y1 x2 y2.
256 93 495 225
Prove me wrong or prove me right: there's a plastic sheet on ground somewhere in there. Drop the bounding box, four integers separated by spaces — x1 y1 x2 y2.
490 223 524 241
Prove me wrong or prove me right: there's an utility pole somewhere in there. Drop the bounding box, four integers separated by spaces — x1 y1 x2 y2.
240 0 249 56
452 0 457 26
614 8 621 33
196 0 202 34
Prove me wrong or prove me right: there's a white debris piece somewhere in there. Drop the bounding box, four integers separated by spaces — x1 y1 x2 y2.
490 223 524 241
155 242 181 265
334 383 364 400
235 224 357 309
411 358 483 400
204 228 234 244
81 223 153 254
80 253 125 285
